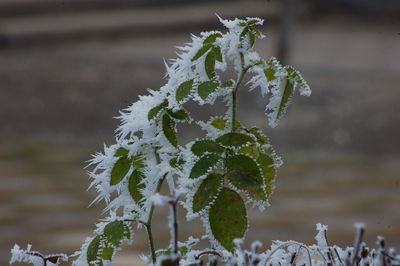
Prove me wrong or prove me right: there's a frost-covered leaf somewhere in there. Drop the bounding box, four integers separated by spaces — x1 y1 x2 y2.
189 154 220 179
205 50 216 79
197 80 219 100
191 140 224 156
247 127 269 145
286 65 311 96
203 33 222 44
226 154 264 200
251 27 262 37
162 114 178 147
114 147 129 157
239 19 259 27
240 26 249 41
87 235 103 265
169 157 185 169
216 133 254 147
239 144 260 159
248 31 255 47
266 64 311 127
175 80 193 103
132 154 146 169
103 221 130 246
101 247 113 261
156 245 189 257
257 153 276 196
192 173 223 213
110 156 131 186
128 170 145 206
148 101 167 121
211 118 227 130
191 44 212 61
167 109 190 121
276 78 294 122
264 65 276 82
213 46 223 62
221 80 234 88
209 188 247 252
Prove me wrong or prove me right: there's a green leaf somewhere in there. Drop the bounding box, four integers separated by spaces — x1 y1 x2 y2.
115 147 129 157
226 154 263 187
209 188 247 252
132 154 146 169
276 78 294 121
169 157 185 169
175 80 193 103
213 46 223 62
192 44 212 61
148 101 167 121
103 221 130 246
156 246 189 257
193 173 223 213
167 109 190 121
226 154 264 200
110 156 131 186
189 154 220 179
251 27 262 37
197 80 219 100
221 80 234 88
246 19 259 26
264 67 276 82
205 50 216 79
210 118 227 130
191 140 224 156
247 127 269 145
257 153 276 196
128 170 145 206
87 235 103 265
238 144 260 160
203 33 222 44
102 247 114 260
239 19 259 27
248 31 255 47
216 133 254 147
240 26 249 41
162 114 178 147
234 120 242 129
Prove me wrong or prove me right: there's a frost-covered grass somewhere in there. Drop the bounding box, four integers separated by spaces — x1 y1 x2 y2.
9 16 399 266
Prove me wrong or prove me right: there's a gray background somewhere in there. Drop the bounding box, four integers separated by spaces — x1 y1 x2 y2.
1 0 399 265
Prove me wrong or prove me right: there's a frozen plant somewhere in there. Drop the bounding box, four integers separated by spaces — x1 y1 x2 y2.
11 15 346 266
10 14 400 266
67 16 311 264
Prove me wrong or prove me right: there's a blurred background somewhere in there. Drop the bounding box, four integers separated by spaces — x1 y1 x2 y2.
1 0 400 265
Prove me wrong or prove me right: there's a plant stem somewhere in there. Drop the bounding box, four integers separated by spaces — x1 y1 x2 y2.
146 222 156 263
145 176 165 263
231 53 245 132
231 56 264 132
145 148 166 264
171 202 178 255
